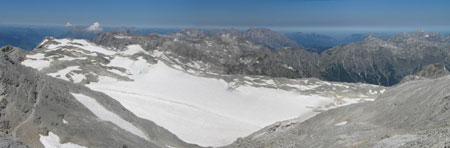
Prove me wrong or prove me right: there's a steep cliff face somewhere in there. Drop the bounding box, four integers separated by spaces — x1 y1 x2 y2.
0 46 200 148
321 32 450 86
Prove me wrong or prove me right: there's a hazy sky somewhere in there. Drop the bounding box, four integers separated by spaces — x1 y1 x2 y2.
1 0 450 31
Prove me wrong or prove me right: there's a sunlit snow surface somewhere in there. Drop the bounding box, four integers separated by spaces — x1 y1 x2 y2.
24 38 384 147
40 132 87 148
88 60 333 146
71 93 148 140
22 53 51 70
48 66 85 83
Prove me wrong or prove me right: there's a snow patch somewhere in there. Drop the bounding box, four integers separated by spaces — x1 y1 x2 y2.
45 39 115 55
108 57 150 75
114 35 132 39
120 45 146 55
40 132 87 148
335 121 347 126
22 59 51 71
286 84 321 91
71 93 148 140
22 53 52 70
58 56 88 61
47 66 85 83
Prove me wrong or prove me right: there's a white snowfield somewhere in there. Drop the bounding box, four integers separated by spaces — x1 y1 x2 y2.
40 132 87 148
25 38 384 147
48 66 85 83
88 60 333 146
22 53 51 71
46 38 116 55
71 93 149 140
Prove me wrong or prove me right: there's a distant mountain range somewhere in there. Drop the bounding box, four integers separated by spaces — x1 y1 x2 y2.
0 25 178 50
0 25 398 53
2 26 449 86
285 32 393 53
0 26 69 50
94 29 450 86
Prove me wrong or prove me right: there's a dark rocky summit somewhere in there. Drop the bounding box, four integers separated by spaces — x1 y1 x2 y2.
415 63 449 79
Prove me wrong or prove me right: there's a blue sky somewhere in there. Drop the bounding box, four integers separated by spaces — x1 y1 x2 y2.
1 0 450 31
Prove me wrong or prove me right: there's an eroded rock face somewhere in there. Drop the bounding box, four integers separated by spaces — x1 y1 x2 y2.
225 74 450 148
415 63 449 79
399 63 449 84
0 132 28 148
0 46 201 148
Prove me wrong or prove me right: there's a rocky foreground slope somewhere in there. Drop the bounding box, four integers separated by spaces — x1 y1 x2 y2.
0 132 28 148
94 30 450 86
225 64 450 148
0 46 200 148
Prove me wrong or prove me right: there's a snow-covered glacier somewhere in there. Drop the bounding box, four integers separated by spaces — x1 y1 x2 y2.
21 37 386 147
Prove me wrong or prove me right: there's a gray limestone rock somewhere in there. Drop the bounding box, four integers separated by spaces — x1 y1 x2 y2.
0 132 29 148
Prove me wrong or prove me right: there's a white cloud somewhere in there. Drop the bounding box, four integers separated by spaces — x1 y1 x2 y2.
65 22 73 27
86 22 103 32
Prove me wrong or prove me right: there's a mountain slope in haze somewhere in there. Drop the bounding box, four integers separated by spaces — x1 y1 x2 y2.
240 28 301 49
285 32 338 53
0 46 200 148
0 26 69 50
341 32 392 44
177 28 302 50
225 64 450 148
21 37 385 147
321 31 450 86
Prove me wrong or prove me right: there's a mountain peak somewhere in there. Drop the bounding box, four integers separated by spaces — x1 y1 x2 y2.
416 63 450 79
241 28 301 49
